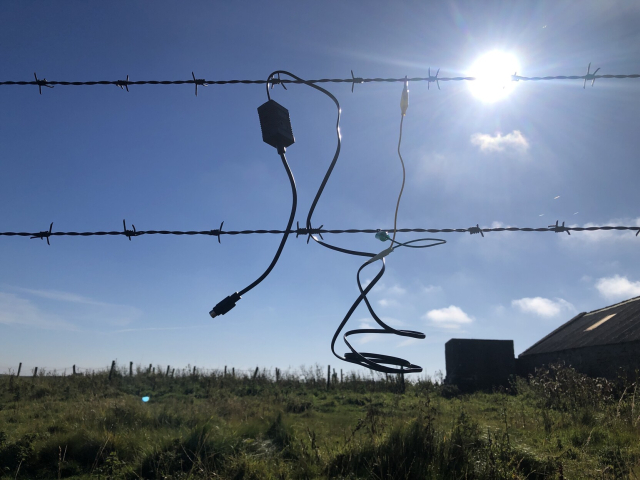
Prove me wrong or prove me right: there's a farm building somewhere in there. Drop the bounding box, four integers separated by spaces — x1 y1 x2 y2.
444 296 640 391
517 296 640 380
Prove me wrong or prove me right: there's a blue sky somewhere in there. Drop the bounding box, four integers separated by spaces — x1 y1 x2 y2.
2 1 640 377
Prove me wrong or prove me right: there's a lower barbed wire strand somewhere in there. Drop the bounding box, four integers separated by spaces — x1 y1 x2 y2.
1 225 639 238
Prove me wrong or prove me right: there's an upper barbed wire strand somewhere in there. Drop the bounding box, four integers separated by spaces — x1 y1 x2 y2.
1 73 639 88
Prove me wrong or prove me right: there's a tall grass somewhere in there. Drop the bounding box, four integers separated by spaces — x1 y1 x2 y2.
0 363 638 479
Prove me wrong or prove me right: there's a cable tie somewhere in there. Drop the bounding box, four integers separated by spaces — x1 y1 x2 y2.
584 62 600 88
115 74 130 92
549 220 570 235
209 221 224 243
469 224 484 237
33 73 53 95
30 222 53 245
191 72 208 96
428 67 440 90
123 219 137 241
350 70 363 93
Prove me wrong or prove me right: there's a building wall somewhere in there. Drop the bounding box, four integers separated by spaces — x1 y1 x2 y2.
445 339 516 392
517 341 640 380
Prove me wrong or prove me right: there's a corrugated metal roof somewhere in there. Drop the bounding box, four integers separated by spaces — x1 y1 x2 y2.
520 296 640 356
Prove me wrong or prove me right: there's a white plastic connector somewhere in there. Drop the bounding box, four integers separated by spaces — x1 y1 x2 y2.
400 77 409 116
365 246 394 266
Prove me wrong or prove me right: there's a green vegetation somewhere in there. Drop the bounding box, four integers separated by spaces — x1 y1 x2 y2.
1 364 639 479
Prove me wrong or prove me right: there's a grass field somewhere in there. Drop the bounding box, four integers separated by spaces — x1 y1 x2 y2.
1 363 639 479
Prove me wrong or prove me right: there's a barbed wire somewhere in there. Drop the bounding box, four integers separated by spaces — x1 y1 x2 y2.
1 65 639 95
1 220 638 244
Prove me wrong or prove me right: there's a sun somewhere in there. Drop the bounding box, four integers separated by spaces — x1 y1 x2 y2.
468 51 519 103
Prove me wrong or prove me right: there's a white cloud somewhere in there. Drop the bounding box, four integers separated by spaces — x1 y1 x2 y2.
378 298 399 308
511 297 574 318
423 285 443 294
595 275 640 301
470 130 530 153
423 306 473 330
560 218 640 244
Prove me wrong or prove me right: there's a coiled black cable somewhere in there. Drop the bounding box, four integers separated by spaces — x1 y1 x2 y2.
265 71 446 374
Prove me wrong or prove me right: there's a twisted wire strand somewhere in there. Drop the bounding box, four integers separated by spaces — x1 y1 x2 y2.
1 225 638 239
2 73 639 88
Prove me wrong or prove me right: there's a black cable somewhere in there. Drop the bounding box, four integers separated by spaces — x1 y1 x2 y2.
239 152 297 296
265 71 451 375
209 151 297 318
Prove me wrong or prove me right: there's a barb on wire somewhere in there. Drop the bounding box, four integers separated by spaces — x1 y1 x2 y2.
191 71 208 96
512 72 520 82
549 220 570 235
469 224 484 237
116 75 130 92
350 70 363 93
30 222 53 245
123 219 137 240
428 67 440 90
210 221 224 243
584 62 601 88
33 72 53 95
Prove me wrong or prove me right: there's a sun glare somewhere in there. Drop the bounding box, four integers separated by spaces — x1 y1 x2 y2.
468 51 519 103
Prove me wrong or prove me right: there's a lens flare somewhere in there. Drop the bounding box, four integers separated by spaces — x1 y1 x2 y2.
468 51 519 103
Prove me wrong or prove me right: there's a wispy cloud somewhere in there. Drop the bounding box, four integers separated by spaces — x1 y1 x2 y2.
595 275 640 301
511 297 574 318
423 306 473 330
423 284 443 294
378 298 400 308
0 292 74 330
470 130 530 153
1 287 143 329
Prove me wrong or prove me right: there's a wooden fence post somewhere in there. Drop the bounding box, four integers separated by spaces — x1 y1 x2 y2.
171 368 175 378
253 366 259 380
275 367 280 382
166 365 170 377
109 360 116 380
17 362 22 377
148 363 152 375
340 369 343 383
72 365 76 375
232 367 235 378
327 365 331 389
33 367 38 377
129 362 133 377
193 366 196 376
224 365 227 377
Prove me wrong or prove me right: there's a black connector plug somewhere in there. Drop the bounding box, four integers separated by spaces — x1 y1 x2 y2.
209 292 241 319
258 100 295 154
